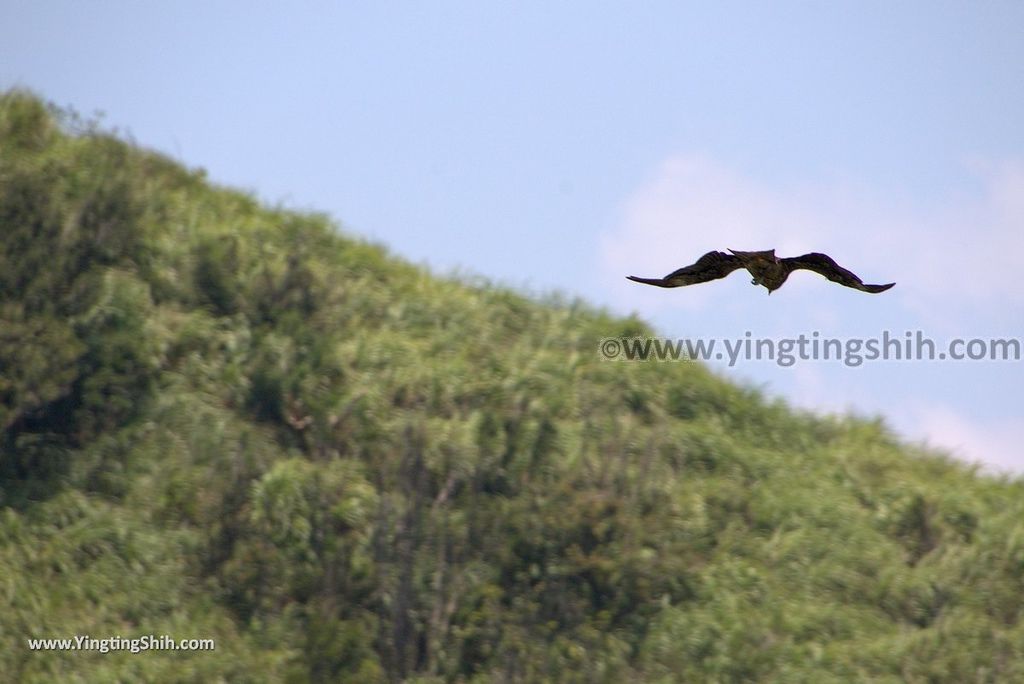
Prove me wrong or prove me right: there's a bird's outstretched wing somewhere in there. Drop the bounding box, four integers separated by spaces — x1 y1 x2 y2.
782 253 894 293
627 250 743 288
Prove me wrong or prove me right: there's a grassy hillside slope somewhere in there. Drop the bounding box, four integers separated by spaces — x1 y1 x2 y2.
1 90 1022 682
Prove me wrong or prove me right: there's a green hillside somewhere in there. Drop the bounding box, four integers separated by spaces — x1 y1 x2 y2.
2 89 1022 682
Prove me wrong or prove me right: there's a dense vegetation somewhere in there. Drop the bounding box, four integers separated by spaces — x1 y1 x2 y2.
1 89 1022 682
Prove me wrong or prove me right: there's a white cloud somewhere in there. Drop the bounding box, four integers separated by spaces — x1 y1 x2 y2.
904 404 1024 475
600 154 1024 318
600 156 821 313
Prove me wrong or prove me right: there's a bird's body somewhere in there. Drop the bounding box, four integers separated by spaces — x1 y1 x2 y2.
627 249 894 294
730 249 790 291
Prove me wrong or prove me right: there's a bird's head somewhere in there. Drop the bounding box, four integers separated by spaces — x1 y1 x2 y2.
751 277 781 294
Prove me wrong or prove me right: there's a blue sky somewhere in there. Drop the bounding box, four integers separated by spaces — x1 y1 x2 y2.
3 1 1022 472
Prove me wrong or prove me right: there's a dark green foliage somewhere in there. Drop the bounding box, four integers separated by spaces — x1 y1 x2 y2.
194 234 243 315
2 90 1023 681
0 307 83 436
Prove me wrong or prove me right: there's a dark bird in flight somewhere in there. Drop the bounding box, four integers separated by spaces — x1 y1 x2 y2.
627 249 895 294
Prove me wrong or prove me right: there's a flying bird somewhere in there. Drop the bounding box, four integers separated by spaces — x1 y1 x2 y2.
627 249 895 294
